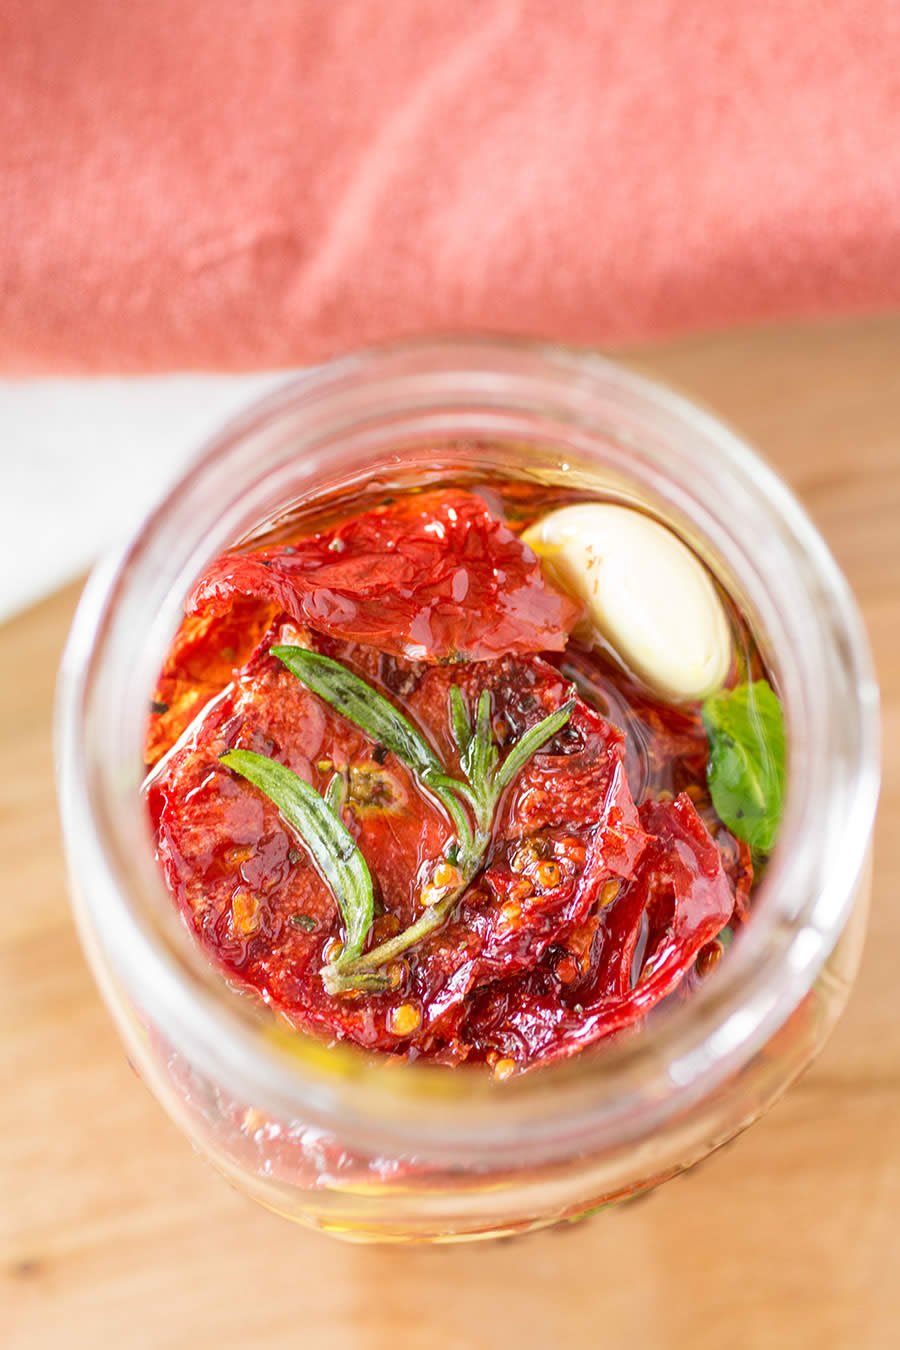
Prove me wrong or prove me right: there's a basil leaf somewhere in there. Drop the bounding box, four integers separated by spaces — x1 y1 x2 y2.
273 646 441 781
701 680 785 854
220 749 374 961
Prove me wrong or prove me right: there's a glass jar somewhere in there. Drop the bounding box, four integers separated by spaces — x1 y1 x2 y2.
56 337 879 1242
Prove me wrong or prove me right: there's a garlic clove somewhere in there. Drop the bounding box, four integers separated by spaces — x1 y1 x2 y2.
523 503 732 702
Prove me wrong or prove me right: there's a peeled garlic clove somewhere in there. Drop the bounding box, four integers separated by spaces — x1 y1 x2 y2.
523 503 732 702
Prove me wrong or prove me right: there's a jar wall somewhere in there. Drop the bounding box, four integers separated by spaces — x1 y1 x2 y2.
68 853 872 1242
58 341 879 1243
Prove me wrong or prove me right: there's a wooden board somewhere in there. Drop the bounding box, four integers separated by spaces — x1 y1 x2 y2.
2 315 899 1350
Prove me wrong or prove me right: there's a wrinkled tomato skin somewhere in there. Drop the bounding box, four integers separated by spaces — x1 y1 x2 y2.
188 490 580 665
145 595 277 768
461 794 736 1064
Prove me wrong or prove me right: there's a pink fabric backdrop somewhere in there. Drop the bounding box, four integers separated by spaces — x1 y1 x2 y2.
1 0 899 373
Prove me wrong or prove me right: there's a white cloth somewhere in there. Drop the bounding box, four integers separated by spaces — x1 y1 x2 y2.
0 373 286 623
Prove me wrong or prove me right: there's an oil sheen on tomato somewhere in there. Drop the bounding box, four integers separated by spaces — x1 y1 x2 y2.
145 476 762 1071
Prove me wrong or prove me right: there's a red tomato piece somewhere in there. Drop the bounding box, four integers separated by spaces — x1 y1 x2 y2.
145 594 277 767
460 793 737 1065
188 490 580 664
555 647 753 913
147 628 646 1059
147 630 455 1053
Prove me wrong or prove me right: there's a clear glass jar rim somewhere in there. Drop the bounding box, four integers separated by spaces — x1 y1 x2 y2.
57 335 880 1165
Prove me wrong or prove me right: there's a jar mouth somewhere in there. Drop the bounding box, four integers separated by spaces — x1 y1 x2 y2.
56 335 880 1167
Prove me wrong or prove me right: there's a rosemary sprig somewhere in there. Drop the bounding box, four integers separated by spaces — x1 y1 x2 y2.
220 651 575 994
272 647 574 994
444 683 575 840
273 645 477 856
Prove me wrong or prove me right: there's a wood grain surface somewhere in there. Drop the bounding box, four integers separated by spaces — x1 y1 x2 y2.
2 316 899 1350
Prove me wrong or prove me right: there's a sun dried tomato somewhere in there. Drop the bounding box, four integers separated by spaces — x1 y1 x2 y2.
461 794 737 1064
145 594 277 767
148 490 749 1070
147 632 451 1052
187 490 580 665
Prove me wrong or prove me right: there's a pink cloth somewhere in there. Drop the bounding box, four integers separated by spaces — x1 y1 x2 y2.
1 1 899 373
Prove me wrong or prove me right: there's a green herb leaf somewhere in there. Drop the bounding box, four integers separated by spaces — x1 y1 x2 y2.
462 689 498 794
220 749 374 961
449 685 472 757
275 644 472 848
701 680 785 854
322 887 464 995
324 691 577 992
428 771 480 812
324 770 345 815
493 698 576 796
273 647 441 781
272 650 576 995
